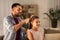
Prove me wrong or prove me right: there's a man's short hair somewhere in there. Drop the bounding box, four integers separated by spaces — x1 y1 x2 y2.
11 3 22 9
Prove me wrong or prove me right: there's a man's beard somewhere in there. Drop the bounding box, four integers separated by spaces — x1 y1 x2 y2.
15 15 20 17
15 13 22 17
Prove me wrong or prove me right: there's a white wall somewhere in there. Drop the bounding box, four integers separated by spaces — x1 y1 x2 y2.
0 0 4 30
0 0 60 30
11 0 50 28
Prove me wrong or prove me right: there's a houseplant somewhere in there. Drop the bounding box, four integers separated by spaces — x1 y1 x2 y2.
44 8 60 28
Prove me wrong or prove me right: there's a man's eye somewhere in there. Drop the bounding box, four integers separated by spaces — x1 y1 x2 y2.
36 21 40 23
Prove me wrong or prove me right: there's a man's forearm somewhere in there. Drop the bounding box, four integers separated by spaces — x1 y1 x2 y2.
14 20 25 32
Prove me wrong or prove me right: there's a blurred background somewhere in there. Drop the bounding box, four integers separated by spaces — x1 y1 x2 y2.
0 0 60 40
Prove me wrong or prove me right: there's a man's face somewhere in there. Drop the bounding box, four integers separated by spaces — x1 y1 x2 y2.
12 5 23 17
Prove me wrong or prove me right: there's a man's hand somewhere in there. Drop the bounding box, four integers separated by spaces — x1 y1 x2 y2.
24 18 30 24
14 18 30 32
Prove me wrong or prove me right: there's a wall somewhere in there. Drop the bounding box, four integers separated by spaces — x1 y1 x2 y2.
0 0 60 30
0 0 4 30
9 0 50 28
11 0 60 28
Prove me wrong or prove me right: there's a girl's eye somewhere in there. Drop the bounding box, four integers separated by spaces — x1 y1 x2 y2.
36 21 40 23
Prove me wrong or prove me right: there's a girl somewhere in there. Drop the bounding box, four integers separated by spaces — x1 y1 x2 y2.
27 16 44 40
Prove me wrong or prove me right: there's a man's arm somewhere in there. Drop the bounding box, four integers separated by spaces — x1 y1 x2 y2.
14 20 26 32
3 17 29 32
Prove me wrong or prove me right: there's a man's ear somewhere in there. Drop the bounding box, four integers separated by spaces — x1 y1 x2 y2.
11 8 15 13
12 7 16 11
12 8 14 12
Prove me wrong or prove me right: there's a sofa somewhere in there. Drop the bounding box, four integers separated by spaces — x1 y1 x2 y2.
45 28 60 40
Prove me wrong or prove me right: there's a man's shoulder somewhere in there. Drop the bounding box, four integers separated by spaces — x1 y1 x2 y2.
4 15 13 20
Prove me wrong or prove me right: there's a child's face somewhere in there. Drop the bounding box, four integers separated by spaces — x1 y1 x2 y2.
32 19 40 28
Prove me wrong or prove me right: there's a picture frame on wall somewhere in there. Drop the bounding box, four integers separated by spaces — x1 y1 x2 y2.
22 4 38 19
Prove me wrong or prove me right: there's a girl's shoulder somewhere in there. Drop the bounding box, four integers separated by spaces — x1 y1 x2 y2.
27 29 33 34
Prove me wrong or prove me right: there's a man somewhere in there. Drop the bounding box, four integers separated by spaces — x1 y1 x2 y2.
3 3 29 40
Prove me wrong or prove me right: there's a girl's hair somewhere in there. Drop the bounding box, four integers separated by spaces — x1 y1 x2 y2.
27 16 39 29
